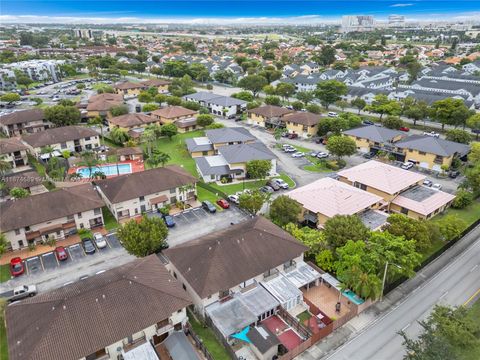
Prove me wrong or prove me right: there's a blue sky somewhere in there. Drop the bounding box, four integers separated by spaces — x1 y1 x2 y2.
1 0 479 23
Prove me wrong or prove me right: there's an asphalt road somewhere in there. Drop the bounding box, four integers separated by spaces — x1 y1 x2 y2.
323 227 480 360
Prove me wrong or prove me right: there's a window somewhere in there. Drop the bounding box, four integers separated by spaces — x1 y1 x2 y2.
79 223 84 229
202 151 209 155
170 188 176 194
401 207 409 215
56 231 61 236
77 212 82 219
139 196 145 202
67 215 74 221
93 208 101 215
15 229 20 235
219 290 229 298
419 151 426 155
85 137 90 141
25 226 30 232
135 208 139 214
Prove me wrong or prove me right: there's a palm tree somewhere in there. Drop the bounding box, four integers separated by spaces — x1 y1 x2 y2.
81 151 99 178
141 129 157 157
40 145 56 160
146 151 170 169
0 155 12 175
88 116 104 145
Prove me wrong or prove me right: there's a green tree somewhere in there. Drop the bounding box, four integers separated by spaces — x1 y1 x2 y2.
81 151 99 178
365 94 401 120
0 232 8 255
403 100 429 126
262 85 277 96
146 150 170 168
351 97 367 114
284 223 327 258
232 91 254 102
264 96 281 106
0 155 12 175
117 215 168 257
296 91 314 105
238 190 267 215
465 164 480 191
445 129 471 144
437 215 466 241
168 75 196 97
138 91 153 103
466 113 480 140
324 215 370 249
141 129 157 157
383 116 404 130
196 114 214 127
275 82 296 101
338 112 362 129
451 189 474 209
142 103 159 112
1 92 21 103
315 45 336 66
110 127 130 144
9 187 29 199
326 135 357 159
430 98 471 130
88 116 104 144
15 72 34 89
238 75 268 97
160 123 178 140
166 96 182 106
315 249 336 272
315 80 348 109
269 196 302 227
110 104 129 117
385 214 432 252
44 105 81 127
291 101 304 111
182 101 201 111
154 93 167 105
468 142 480 164
246 159 272 179
306 104 321 114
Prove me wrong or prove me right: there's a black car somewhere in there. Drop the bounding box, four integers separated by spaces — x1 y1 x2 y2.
448 170 460 179
363 120 375 126
202 200 217 213
163 214 176 227
363 152 376 159
81 237 96 254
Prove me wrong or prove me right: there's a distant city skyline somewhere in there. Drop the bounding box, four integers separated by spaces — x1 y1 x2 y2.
1 0 480 24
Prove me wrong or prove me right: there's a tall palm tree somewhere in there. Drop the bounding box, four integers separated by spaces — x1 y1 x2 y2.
0 155 12 175
81 151 99 178
141 129 157 157
40 145 56 160
145 151 170 169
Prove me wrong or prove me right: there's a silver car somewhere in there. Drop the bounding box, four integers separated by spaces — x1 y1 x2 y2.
93 233 107 249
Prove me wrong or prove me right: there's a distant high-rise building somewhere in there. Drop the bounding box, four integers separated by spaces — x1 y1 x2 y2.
74 29 93 39
389 15 405 27
341 15 375 33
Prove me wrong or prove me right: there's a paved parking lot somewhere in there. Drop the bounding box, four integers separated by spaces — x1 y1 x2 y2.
148 205 251 247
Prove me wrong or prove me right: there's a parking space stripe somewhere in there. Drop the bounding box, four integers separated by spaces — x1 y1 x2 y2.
39 256 45 271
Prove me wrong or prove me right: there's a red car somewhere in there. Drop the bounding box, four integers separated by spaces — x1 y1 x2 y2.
10 257 24 277
399 126 410 132
55 246 68 261
216 199 230 209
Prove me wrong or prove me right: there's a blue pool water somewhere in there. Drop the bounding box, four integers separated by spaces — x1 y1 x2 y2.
342 290 365 305
76 163 132 178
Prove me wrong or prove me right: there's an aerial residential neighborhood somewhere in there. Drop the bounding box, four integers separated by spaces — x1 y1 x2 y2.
0 1 480 360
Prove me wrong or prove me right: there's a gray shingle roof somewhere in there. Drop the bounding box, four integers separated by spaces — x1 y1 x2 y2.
194 156 233 176
396 135 470 157
218 142 276 163
344 125 405 143
185 137 213 153
205 127 255 144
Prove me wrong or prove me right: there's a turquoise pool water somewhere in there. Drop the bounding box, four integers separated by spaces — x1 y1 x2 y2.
342 290 365 305
76 163 132 178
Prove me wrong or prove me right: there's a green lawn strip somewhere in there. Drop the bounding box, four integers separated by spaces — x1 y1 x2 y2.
102 137 121 149
457 300 480 360
148 131 204 176
188 312 230 360
433 200 480 228
273 173 296 188
0 299 7 360
0 264 11 283
297 310 312 323
102 207 119 231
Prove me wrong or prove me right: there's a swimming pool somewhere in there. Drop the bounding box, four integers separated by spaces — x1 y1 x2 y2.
342 290 365 305
76 163 132 178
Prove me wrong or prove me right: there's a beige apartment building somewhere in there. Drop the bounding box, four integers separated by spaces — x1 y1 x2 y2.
0 109 51 137
0 138 29 169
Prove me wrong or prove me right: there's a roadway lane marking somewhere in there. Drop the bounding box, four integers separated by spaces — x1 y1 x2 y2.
464 288 480 306
401 323 410 332
439 291 448 300
470 264 478 273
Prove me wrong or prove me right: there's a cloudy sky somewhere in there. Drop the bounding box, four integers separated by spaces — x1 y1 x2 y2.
1 0 479 24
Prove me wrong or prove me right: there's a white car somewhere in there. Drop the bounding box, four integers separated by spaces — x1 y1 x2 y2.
284 147 296 153
328 111 338 117
423 131 440 138
273 178 289 189
292 152 305 158
317 152 329 159
432 183 442 190
227 194 239 205
401 162 414 170
93 233 107 249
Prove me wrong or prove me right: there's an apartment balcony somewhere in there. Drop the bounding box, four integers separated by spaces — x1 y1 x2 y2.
123 336 147 352
156 319 174 335
283 260 297 273
263 268 280 281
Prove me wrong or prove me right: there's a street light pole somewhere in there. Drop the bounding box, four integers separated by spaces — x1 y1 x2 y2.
381 261 389 302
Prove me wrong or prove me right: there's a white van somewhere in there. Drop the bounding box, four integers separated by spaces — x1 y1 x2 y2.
328 111 338 117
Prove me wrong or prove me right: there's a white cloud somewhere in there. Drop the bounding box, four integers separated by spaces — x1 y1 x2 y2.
390 3 414 7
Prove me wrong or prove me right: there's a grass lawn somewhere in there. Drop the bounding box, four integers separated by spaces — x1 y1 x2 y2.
102 207 119 231
273 172 296 188
102 137 121 149
188 312 230 360
304 159 331 173
210 180 265 195
297 310 312 323
433 200 480 228
0 299 7 360
457 300 480 360
0 264 11 283
148 131 204 176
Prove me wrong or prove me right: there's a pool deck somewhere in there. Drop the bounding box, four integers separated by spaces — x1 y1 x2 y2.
67 160 145 179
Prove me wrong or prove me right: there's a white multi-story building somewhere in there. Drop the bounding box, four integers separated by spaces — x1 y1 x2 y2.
1 59 65 82
341 15 375 33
